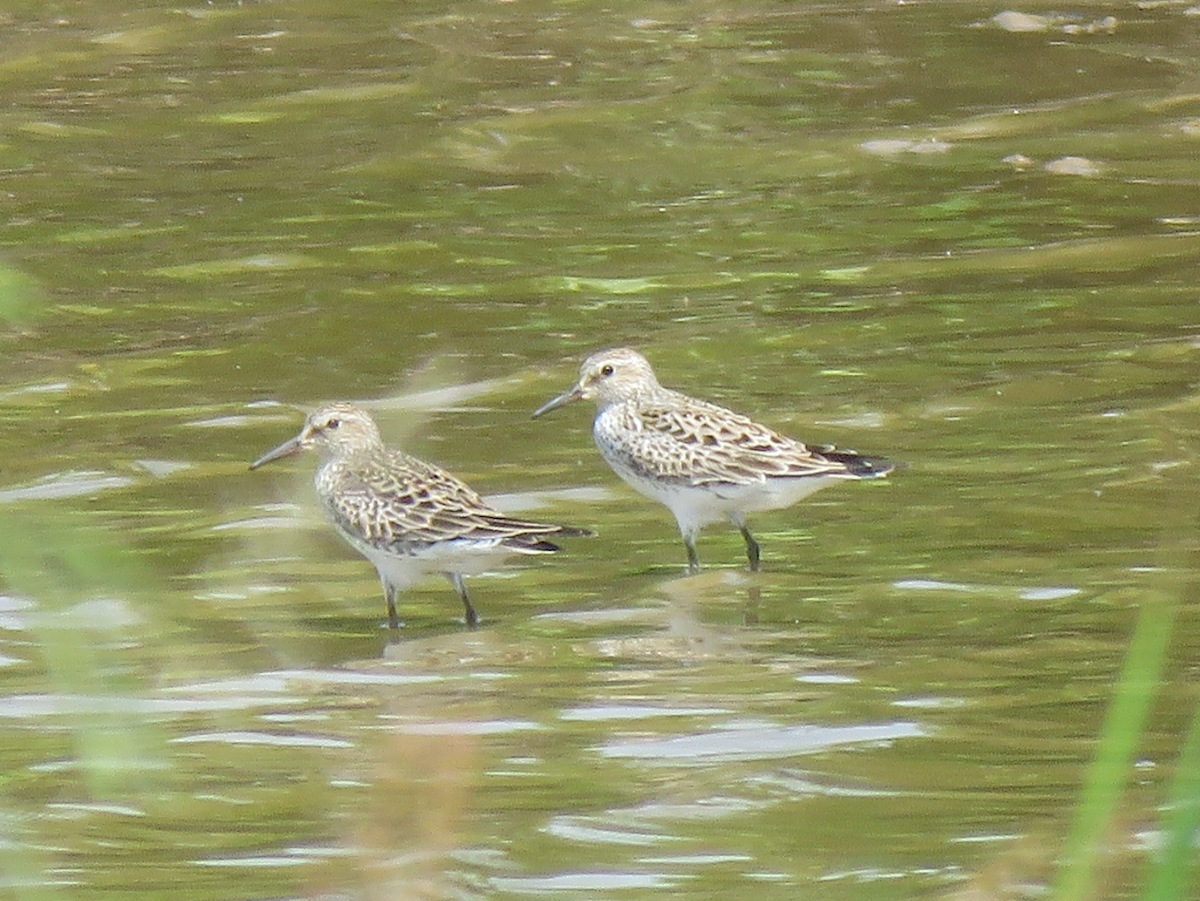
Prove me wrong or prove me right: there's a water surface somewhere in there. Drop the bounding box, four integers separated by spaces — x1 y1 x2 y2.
1 2 1198 899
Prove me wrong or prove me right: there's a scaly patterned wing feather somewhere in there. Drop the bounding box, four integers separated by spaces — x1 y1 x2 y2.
324 451 578 552
613 394 854 487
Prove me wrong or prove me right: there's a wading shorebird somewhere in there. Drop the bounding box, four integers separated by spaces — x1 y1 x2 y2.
251 403 590 628
532 348 894 572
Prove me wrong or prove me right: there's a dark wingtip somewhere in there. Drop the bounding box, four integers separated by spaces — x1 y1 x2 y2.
821 450 900 478
506 525 595 553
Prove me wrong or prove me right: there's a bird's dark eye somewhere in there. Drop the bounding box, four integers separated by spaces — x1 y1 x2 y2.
600 364 614 377
327 419 340 430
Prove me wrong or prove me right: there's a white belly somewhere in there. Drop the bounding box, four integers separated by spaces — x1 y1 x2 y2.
343 531 518 589
611 463 846 532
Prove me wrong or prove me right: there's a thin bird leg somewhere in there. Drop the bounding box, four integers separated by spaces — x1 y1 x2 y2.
739 525 761 572
447 572 479 628
385 583 401 630
684 536 701 574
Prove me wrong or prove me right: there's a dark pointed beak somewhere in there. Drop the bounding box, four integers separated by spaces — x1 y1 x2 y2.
531 387 583 419
249 434 304 470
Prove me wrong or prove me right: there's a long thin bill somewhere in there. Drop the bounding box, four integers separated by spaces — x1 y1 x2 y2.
249 435 303 470
531 389 580 419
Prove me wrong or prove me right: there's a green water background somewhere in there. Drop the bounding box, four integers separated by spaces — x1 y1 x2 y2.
1 2 1198 898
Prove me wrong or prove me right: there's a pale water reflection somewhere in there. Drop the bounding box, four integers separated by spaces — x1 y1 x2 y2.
1 0 1199 899
601 720 922 762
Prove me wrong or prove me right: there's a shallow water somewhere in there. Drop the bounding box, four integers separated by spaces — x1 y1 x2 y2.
1 1 1199 899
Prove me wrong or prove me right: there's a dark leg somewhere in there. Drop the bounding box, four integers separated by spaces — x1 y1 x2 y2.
385 583 401 630
739 525 761 572
448 572 479 627
685 536 700 574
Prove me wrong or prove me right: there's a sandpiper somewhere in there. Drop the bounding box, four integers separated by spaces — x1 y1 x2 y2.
250 403 590 628
532 348 894 572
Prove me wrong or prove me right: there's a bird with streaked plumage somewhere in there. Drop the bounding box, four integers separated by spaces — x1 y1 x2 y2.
532 348 894 572
251 403 590 628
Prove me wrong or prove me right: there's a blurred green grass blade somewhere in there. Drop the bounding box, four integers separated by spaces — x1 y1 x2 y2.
1052 599 1175 901
0 263 44 324
0 510 165 797
1140 701 1200 901
0 813 57 901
